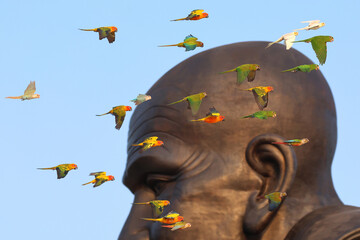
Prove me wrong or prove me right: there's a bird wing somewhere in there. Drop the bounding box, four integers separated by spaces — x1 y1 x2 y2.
252 90 268 110
268 199 281 211
114 109 126 130
24 81 36 95
151 201 165 217
90 171 106 177
141 142 155 152
284 34 296 50
107 31 115 43
186 9 204 19
247 70 257 82
93 178 106 187
164 211 180 219
183 43 197 51
98 27 110 40
56 167 69 179
187 95 203 115
301 20 320 24
184 34 197 42
236 68 251 84
144 136 158 143
206 107 220 116
311 38 327 65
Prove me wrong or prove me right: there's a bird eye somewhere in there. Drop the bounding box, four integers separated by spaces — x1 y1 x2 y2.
146 174 173 195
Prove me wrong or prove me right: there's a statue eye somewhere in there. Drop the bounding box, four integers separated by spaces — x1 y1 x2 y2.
146 174 173 195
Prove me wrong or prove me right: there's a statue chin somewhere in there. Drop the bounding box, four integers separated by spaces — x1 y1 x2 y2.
119 41 360 240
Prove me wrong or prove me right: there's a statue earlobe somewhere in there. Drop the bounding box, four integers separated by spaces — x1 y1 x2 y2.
243 134 297 235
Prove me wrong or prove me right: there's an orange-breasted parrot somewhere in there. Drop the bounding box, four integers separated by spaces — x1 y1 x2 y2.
241 110 276 120
162 221 192 231
159 34 204 51
191 107 225 123
142 211 184 224
168 92 207 115
37 163 78 179
130 94 151 105
6 81 40 101
282 64 319 73
292 36 334 65
294 20 325 31
266 32 299 50
79 26 118 43
272 138 309 146
171 9 209 21
132 136 164 153
220 64 260 84
133 200 170 217
82 172 115 188
241 86 273 110
96 105 132 130
257 192 287 211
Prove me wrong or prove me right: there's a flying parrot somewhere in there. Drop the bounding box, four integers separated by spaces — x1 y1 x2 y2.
240 86 273 110
132 136 164 153
6 81 40 101
37 163 78 179
282 64 319 73
257 191 287 211
171 9 209 21
142 211 184 224
168 92 207 115
159 34 204 51
96 105 132 130
294 20 325 31
272 138 309 146
266 32 299 50
191 107 225 123
162 221 192 231
130 94 151 105
241 110 276 120
79 26 118 43
133 200 170 217
292 36 334 65
219 64 260 84
82 172 115 188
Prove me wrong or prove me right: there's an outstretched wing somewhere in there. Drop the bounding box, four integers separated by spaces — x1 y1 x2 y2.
252 90 268 110
302 20 320 24
311 38 327 65
247 70 257 82
184 34 197 42
206 107 220 116
141 142 155 152
107 32 115 43
98 27 110 40
90 171 106 177
151 201 165 217
93 178 106 187
164 211 180 219
236 68 251 84
187 95 203 115
186 9 204 19
24 81 36 95
114 110 126 130
183 43 197 51
56 167 69 179
268 199 281 211
284 34 296 50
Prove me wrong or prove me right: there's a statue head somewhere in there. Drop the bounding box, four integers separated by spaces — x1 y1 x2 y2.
119 42 340 239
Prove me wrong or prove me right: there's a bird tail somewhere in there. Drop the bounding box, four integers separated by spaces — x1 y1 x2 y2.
293 27 307 31
170 17 187 21
162 225 174 228
82 181 93 186
265 42 276 49
158 44 179 47
292 39 306 43
141 218 161 222
132 143 143 147
281 69 293 73
37 167 56 170
79 28 97 31
241 115 253 119
272 142 287 145
190 118 205 122
219 69 236 74
256 195 266 200
96 111 110 116
167 98 185 105
132 202 150 205
5 96 21 99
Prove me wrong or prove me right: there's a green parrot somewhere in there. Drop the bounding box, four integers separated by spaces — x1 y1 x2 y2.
219 64 261 84
130 94 151 105
292 36 334 65
133 200 170 217
168 92 207 115
79 26 118 43
96 105 132 130
38 164 78 179
240 86 274 110
241 110 276 120
282 64 319 73
257 192 287 211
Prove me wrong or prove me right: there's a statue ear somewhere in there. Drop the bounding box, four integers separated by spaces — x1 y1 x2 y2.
243 134 297 235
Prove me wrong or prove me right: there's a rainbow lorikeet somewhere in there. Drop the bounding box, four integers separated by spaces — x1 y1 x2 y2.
241 86 273 110
159 34 204 51
96 105 132 130
168 92 207 115
132 136 164 153
171 9 209 21
142 211 184 224
79 26 118 43
6 81 40 101
220 64 260 84
266 32 298 50
162 221 192 231
241 110 276 120
191 107 225 123
130 94 151 105
133 200 170 217
82 172 115 188
294 20 325 31
282 64 319 73
37 164 78 179
272 138 309 146
293 36 334 65
258 192 287 211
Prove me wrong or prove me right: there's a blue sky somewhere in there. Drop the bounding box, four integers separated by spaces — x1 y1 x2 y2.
1 0 359 239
